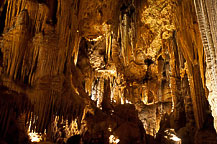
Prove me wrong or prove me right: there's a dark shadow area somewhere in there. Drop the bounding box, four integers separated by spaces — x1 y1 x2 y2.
0 2 7 34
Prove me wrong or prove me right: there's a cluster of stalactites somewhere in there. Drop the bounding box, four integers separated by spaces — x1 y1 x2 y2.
118 3 136 66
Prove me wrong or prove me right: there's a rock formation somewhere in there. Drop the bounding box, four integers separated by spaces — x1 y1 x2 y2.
0 0 217 143
194 0 217 132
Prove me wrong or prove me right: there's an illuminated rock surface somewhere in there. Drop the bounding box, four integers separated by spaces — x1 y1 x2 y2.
0 0 217 143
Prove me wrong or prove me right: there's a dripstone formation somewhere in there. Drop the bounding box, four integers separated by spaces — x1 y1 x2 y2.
0 0 217 144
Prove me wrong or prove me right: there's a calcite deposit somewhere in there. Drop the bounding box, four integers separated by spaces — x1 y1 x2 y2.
0 0 217 143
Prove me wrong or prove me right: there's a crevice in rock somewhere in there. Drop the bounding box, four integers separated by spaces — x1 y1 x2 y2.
46 0 58 25
52 0 58 25
0 1 7 34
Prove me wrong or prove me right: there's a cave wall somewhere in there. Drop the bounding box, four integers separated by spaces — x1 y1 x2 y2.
0 0 133 142
0 0 91 135
194 0 217 132
173 0 209 130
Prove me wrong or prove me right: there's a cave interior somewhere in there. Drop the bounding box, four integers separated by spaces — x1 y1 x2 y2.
0 0 217 144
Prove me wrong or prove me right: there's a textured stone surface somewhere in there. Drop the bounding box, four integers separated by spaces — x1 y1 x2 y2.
173 0 209 129
194 0 217 132
0 0 216 143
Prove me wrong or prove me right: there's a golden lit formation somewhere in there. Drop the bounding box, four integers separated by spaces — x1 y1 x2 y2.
0 0 217 143
28 132 42 142
109 135 120 144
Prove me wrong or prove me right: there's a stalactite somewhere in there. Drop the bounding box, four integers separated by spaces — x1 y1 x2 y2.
182 73 195 125
108 33 112 61
73 34 81 65
0 85 31 139
120 13 129 66
129 20 136 61
167 35 186 130
106 32 112 62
